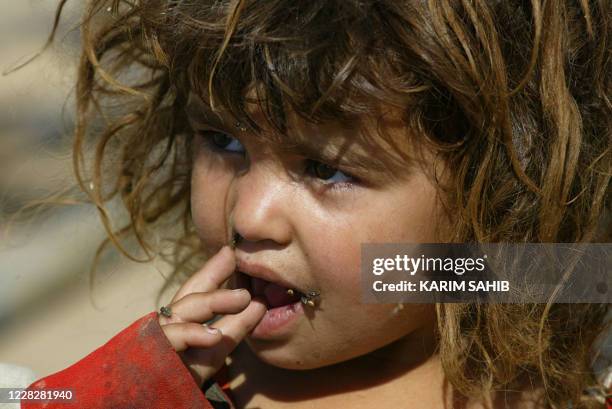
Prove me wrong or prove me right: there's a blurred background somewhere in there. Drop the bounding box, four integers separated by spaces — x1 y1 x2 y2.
0 0 179 385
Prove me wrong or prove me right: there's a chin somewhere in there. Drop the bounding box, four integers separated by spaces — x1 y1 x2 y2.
244 336 363 370
244 337 335 370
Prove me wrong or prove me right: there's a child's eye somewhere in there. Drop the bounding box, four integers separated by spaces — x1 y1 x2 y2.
197 130 245 154
196 130 357 190
304 159 357 187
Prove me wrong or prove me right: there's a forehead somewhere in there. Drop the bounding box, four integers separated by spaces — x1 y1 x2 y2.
185 90 421 181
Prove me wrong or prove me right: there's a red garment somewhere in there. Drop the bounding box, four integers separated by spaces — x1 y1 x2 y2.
21 311 234 408
20 311 612 408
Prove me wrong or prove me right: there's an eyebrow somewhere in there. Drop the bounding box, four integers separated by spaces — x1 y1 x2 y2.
282 134 384 172
184 97 229 130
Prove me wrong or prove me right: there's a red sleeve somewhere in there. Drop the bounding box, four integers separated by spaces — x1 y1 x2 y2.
22 311 214 409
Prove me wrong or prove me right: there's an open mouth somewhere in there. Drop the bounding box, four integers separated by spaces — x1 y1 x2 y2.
234 270 310 338
235 270 305 309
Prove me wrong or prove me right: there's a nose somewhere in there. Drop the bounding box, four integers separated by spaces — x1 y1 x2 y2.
229 160 293 247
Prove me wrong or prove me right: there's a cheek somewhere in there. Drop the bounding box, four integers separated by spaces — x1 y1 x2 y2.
292 177 440 361
298 239 432 368
310 175 442 301
190 160 230 247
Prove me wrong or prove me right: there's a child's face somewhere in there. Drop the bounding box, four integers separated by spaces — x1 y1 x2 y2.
188 93 448 369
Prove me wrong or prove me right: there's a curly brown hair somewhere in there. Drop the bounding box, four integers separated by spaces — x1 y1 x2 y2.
27 0 612 407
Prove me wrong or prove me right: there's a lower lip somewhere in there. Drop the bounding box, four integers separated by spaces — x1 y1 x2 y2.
250 301 304 339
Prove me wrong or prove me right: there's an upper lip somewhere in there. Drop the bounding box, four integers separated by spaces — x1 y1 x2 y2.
235 258 303 293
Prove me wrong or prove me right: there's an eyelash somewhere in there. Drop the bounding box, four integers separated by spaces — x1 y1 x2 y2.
195 130 359 191
198 130 244 154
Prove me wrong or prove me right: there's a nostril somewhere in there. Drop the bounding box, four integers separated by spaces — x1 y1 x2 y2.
230 232 242 248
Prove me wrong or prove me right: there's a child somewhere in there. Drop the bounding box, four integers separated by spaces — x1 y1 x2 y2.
22 0 611 408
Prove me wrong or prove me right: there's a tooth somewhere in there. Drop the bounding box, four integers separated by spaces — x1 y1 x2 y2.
306 300 315 307
286 289 294 296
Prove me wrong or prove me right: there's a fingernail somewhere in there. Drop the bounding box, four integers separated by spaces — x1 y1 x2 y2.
205 325 221 335
232 288 247 294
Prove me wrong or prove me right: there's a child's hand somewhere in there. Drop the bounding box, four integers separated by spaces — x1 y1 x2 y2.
157 246 266 387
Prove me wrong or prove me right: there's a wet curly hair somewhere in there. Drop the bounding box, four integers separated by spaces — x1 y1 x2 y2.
37 0 612 407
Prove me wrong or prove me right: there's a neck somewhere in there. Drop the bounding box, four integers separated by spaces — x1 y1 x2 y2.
226 327 451 409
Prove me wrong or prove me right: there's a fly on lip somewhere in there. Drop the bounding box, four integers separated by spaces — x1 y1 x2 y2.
287 289 320 307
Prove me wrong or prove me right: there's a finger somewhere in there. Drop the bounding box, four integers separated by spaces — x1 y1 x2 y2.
191 298 267 378
172 245 236 303
161 322 223 352
211 297 268 349
212 297 267 354
160 289 251 325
